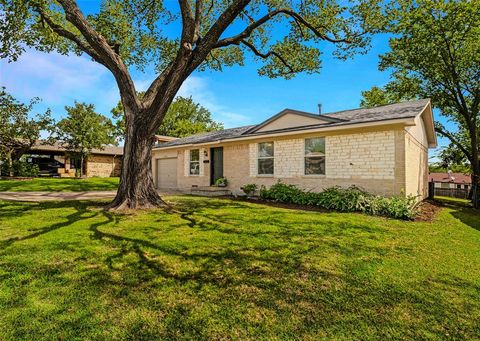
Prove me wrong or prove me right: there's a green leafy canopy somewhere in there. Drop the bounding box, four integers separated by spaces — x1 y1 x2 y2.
360 0 480 174
111 95 223 138
0 0 383 78
0 87 53 160
54 101 117 158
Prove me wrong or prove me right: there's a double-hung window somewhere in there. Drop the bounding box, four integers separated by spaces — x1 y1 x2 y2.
189 149 200 175
304 137 325 175
258 142 274 175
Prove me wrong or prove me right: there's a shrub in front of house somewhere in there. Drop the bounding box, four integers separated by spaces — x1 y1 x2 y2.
258 182 418 220
241 183 258 196
0 159 39 177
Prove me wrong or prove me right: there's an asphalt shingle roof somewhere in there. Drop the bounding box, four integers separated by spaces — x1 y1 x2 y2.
429 172 471 184
154 125 255 148
324 98 430 123
31 141 124 155
154 99 430 149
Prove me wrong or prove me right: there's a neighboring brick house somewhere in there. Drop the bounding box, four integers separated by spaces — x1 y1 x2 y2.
28 141 123 177
429 172 471 190
152 99 437 200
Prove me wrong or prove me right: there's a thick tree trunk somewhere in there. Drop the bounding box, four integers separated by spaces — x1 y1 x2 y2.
7 152 13 177
467 120 479 208
106 115 167 210
470 142 480 209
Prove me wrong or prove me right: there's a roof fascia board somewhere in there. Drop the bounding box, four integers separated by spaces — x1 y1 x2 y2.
243 108 345 134
154 117 415 151
416 100 437 148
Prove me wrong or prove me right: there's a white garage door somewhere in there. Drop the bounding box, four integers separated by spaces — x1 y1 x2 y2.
156 158 177 189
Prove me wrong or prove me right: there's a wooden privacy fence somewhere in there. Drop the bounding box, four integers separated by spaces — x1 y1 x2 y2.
434 187 469 199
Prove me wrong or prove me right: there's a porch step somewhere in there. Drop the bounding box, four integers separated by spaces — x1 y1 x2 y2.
190 186 231 197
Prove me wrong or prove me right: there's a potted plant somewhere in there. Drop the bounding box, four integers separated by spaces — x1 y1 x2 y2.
215 177 228 187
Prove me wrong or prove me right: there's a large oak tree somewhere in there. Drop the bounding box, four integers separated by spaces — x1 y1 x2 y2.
360 0 480 207
1 0 381 209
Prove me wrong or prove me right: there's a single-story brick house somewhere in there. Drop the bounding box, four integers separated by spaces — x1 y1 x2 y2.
429 172 471 190
27 141 124 177
152 99 437 199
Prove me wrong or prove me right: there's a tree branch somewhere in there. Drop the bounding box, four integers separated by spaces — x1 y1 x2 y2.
145 0 253 124
240 40 295 75
193 0 204 43
178 0 196 46
215 8 349 49
34 6 103 64
196 0 252 51
56 0 140 113
435 125 472 162
143 63 174 105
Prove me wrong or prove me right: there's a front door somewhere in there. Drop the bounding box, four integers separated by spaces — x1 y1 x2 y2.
210 147 224 185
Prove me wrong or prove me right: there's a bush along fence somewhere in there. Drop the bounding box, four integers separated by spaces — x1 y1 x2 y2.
257 182 419 220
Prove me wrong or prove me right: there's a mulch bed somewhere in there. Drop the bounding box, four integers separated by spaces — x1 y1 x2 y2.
414 200 443 222
227 196 330 213
225 195 443 222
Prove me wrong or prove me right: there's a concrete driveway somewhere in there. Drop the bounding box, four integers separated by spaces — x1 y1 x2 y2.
0 191 117 202
0 189 186 202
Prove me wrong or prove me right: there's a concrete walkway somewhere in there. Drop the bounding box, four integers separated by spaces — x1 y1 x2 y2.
0 191 117 202
0 189 187 202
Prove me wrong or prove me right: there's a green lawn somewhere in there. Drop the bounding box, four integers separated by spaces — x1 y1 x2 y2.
0 196 479 339
0 177 119 192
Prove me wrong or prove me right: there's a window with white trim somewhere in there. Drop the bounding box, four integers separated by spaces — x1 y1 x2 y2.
304 137 325 175
258 142 274 175
189 149 200 175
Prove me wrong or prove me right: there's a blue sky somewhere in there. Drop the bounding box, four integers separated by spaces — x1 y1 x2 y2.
0 3 450 160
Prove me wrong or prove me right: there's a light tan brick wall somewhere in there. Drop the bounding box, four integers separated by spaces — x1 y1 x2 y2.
86 154 122 177
394 130 407 195
151 126 429 198
274 139 304 177
404 115 429 200
326 131 395 180
242 130 399 196
405 132 429 199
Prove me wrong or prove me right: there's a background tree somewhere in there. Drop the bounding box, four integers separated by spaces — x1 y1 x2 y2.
55 102 117 177
112 95 223 138
360 0 480 207
1 0 382 209
429 143 471 174
0 87 52 176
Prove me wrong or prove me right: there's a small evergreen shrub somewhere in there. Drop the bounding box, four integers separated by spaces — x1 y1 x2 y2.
259 181 418 220
241 184 258 196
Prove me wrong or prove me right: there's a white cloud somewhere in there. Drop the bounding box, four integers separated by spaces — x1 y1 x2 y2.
133 74 252 128
177 76 252 128
1 48 251 127
0 50 115 104
0 49 118 116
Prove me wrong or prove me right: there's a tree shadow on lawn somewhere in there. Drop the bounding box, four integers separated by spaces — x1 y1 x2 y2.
0 178 119 192
0 201 96 249
1 199 479 339
435 198 480 232
82 207 480 337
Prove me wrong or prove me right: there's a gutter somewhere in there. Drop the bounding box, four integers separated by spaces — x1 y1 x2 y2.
153 117 416 151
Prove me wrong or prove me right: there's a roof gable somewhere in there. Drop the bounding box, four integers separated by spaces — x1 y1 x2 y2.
243 109 344 134
153 99 436 150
